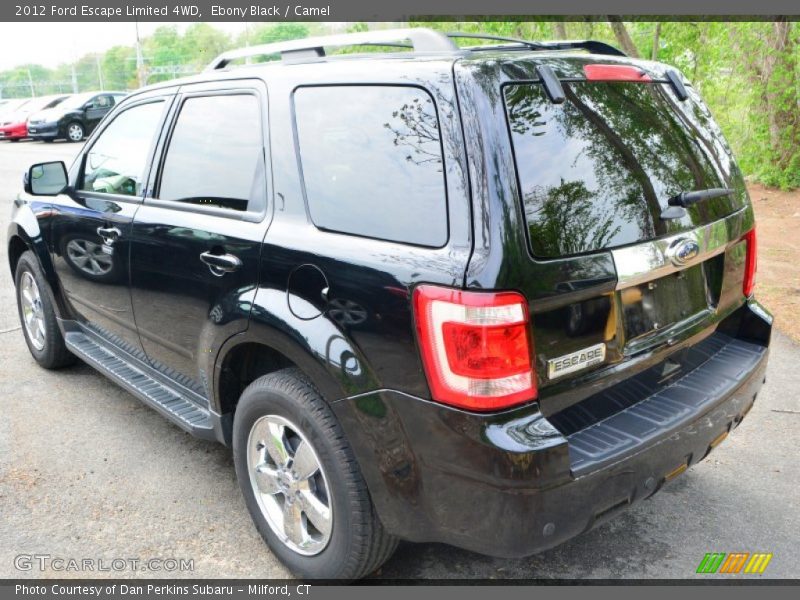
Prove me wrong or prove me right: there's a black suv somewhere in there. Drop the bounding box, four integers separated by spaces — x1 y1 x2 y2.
27 91 127 142
8 29 771 579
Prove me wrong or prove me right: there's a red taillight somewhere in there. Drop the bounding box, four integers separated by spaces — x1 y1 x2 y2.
413 285 536 411
583 64 652 82
743 228 757 297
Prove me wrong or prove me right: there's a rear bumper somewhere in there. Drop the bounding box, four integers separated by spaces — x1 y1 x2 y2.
333 300 771 557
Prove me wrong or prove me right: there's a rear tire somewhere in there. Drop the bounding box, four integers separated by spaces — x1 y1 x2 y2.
15 251 76 369
233 368 397 579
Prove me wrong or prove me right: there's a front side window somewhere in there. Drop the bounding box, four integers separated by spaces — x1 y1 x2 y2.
293 85 448 247
91 95 113 109
80 100 166 197
157 94 264 213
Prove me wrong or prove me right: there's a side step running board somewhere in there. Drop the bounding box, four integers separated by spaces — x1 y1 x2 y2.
65 331 216 440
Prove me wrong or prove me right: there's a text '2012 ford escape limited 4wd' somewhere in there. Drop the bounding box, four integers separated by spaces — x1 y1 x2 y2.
8 29 771 579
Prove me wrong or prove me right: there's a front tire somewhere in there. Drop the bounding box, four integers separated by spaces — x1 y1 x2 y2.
15 251 76 369
66 122 84 142
233 368 397 579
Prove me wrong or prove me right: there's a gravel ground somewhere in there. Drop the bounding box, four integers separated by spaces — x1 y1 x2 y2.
0 140 797 580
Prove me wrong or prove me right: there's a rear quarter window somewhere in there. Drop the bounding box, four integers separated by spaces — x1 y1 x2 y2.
293 85 448 247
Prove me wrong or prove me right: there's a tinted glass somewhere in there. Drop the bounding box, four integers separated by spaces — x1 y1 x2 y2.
80 100 165 197
504 82 746 258
294 86 447 247
158 94 264 212
90 95 113 109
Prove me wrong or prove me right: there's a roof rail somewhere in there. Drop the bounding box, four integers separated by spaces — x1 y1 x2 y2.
446 32 626 57
205 28 458 70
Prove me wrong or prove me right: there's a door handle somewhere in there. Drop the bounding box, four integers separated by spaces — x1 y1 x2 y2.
96 226 121 244
200 251 242 275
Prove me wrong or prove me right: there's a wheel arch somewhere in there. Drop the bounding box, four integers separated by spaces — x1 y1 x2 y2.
8 234 29 279
212 312 378 419
8 207 65 318
7 223 53 283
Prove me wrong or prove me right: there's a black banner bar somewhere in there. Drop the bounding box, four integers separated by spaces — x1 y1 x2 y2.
3 0 800 22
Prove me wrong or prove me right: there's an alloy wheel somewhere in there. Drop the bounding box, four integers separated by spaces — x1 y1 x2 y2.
247 415 333 556
19 271 46 351
67 123 83 142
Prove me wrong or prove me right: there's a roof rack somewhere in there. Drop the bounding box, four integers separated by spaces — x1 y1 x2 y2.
205 28 458 70
205 28 627 71
446 32 626 57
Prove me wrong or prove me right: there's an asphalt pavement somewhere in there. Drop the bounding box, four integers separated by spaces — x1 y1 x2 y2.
0 140 797 580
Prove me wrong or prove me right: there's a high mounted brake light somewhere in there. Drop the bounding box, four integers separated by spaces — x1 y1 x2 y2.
743 228 757 297
413 285 536 411
583 64 652 82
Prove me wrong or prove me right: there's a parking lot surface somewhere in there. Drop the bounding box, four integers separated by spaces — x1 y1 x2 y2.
0 140 798 580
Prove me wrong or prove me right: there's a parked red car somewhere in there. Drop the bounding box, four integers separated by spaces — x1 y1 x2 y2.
0 95 68 141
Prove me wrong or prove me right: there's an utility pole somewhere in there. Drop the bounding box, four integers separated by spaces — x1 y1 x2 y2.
135 21 146 88
96 55 104 90
244 22 251 64
70 63 79 93
27 69 35 97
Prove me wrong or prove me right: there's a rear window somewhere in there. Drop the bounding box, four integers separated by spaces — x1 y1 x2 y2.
504 82 745 258
294 85 447 247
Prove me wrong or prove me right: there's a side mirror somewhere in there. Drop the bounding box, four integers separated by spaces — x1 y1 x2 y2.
25 161 68 196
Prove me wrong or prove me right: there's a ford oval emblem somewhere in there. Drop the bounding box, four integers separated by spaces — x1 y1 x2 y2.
667 238 701 266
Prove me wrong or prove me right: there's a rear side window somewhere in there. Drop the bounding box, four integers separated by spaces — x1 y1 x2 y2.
293 85 447 247
158 94 264 213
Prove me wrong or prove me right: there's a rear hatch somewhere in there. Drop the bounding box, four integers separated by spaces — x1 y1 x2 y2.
498 56 755 401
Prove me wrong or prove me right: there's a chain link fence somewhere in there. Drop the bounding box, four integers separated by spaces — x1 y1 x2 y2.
0 65 202 100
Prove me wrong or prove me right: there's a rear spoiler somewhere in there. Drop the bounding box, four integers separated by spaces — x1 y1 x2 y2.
536 64 691 105
448 32 626 57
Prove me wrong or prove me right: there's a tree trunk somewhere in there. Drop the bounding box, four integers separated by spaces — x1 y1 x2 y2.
608 17 640 58
651 22 661 61
553 22 567 39
764 20 800 172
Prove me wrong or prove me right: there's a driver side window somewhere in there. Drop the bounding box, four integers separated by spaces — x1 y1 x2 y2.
80 100 166 197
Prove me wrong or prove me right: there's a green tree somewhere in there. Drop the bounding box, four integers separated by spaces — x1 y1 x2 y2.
102 45 137 90
180 23 231 68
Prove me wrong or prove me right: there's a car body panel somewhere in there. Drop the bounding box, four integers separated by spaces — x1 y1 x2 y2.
127 79 271 398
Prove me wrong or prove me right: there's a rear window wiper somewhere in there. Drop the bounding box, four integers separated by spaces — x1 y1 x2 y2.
661 188 734 220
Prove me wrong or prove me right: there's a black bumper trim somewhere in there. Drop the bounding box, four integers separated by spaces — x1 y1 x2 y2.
566 334 766 475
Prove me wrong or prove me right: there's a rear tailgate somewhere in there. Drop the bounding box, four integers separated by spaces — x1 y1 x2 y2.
495 57 755 406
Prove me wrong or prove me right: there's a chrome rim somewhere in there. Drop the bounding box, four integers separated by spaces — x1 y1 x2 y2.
66 239 112 276
19 271 46 351
247 415 333 556
67 124 83 141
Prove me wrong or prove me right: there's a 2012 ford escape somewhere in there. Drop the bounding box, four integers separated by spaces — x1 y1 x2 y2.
8 29 772 579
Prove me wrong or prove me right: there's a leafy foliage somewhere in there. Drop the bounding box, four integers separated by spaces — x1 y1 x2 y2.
1 20 797 188
416 20 800 190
